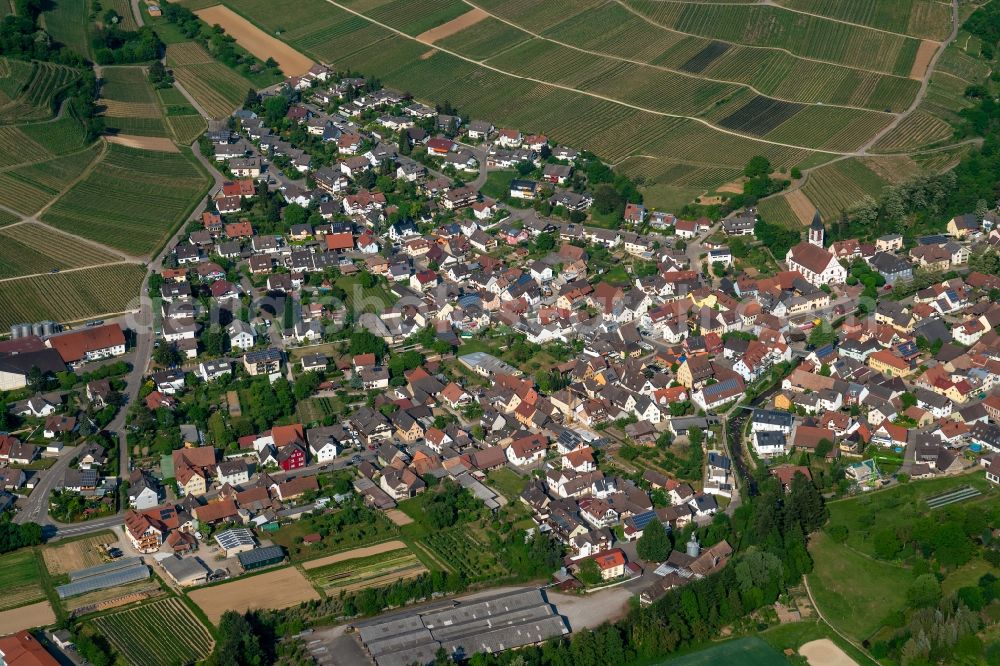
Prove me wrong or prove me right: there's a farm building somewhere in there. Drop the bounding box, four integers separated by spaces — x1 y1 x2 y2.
237 545 285 571
356 588 567 666
157 554 211 586
56 557 150 599
215 528 257 557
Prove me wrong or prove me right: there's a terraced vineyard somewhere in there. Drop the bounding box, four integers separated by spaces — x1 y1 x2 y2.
42 143 211 256
92 597 214 666
0 263 147 329
0 58 80 123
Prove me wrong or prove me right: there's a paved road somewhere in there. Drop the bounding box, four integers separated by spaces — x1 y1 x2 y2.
13 446 78 526
15 139 223 537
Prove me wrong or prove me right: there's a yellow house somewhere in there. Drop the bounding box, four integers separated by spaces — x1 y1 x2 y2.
774 394 793 411
176 466 207 497
867 350 914 378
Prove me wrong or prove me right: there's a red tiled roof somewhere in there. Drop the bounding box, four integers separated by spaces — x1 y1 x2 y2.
47 324 125 363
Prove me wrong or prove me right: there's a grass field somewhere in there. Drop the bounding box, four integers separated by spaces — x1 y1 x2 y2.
808 531 912 641
0 263 146 328
42 143 210 256
304 546 428 593
92 597 214 666
810 473 1000 642
42 0 90 58
0 550 45 612
653 637 786 665
0 223 121 278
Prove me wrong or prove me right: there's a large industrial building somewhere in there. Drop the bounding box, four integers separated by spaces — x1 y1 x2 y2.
356 588 568 666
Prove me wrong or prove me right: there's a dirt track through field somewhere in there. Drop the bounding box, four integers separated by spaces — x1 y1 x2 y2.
189 567 320 623
0 601 55 633
416 8 488 43
106 135 179 152
910 40 939 79
195 5 314 76
784 188 816 225
301 540 408 570
800 639 857 666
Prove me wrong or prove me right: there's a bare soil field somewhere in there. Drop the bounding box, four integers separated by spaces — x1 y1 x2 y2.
799 639 857 666
910 39 939 79
416 8 488 44
385 509 414 526
195 5 313 76
106 135 179 152
716 179 744 194
784 188 816 225
189 567 320 623
302 540 408 570
0 601 55 633
42 533 116 575
548 586 633 631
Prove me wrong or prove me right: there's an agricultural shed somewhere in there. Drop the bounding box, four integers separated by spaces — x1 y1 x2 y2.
237 545 285 570
157 554 211 586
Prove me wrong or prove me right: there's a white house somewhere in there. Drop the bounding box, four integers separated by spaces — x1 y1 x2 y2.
785 243 847 287
228 321 255 351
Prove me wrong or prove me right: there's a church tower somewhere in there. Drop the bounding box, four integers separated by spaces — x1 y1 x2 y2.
808 210 824 247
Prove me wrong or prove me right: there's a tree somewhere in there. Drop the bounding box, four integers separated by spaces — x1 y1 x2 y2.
210 611 266 666
744 155 771 179
535 232 555 252
808 320 836 347
592 183 623 216
576 558 602 585
153 343 181 368
636 518 671 562
907 574 942 608
873 528 902 559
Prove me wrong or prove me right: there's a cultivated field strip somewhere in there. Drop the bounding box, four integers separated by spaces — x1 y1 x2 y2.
473 0 606 33
623 0 923 76
757 193 804 227
0 263 146 329
773 0 952 41
19 112 89 155
0 222 120 279
540 2 921 111
800 157 890 220
435 16 531 60
0 126 52 168
42 143 210 256
870 109 954 153
92 597 214 666
166 43 256 120
0 142 104 215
